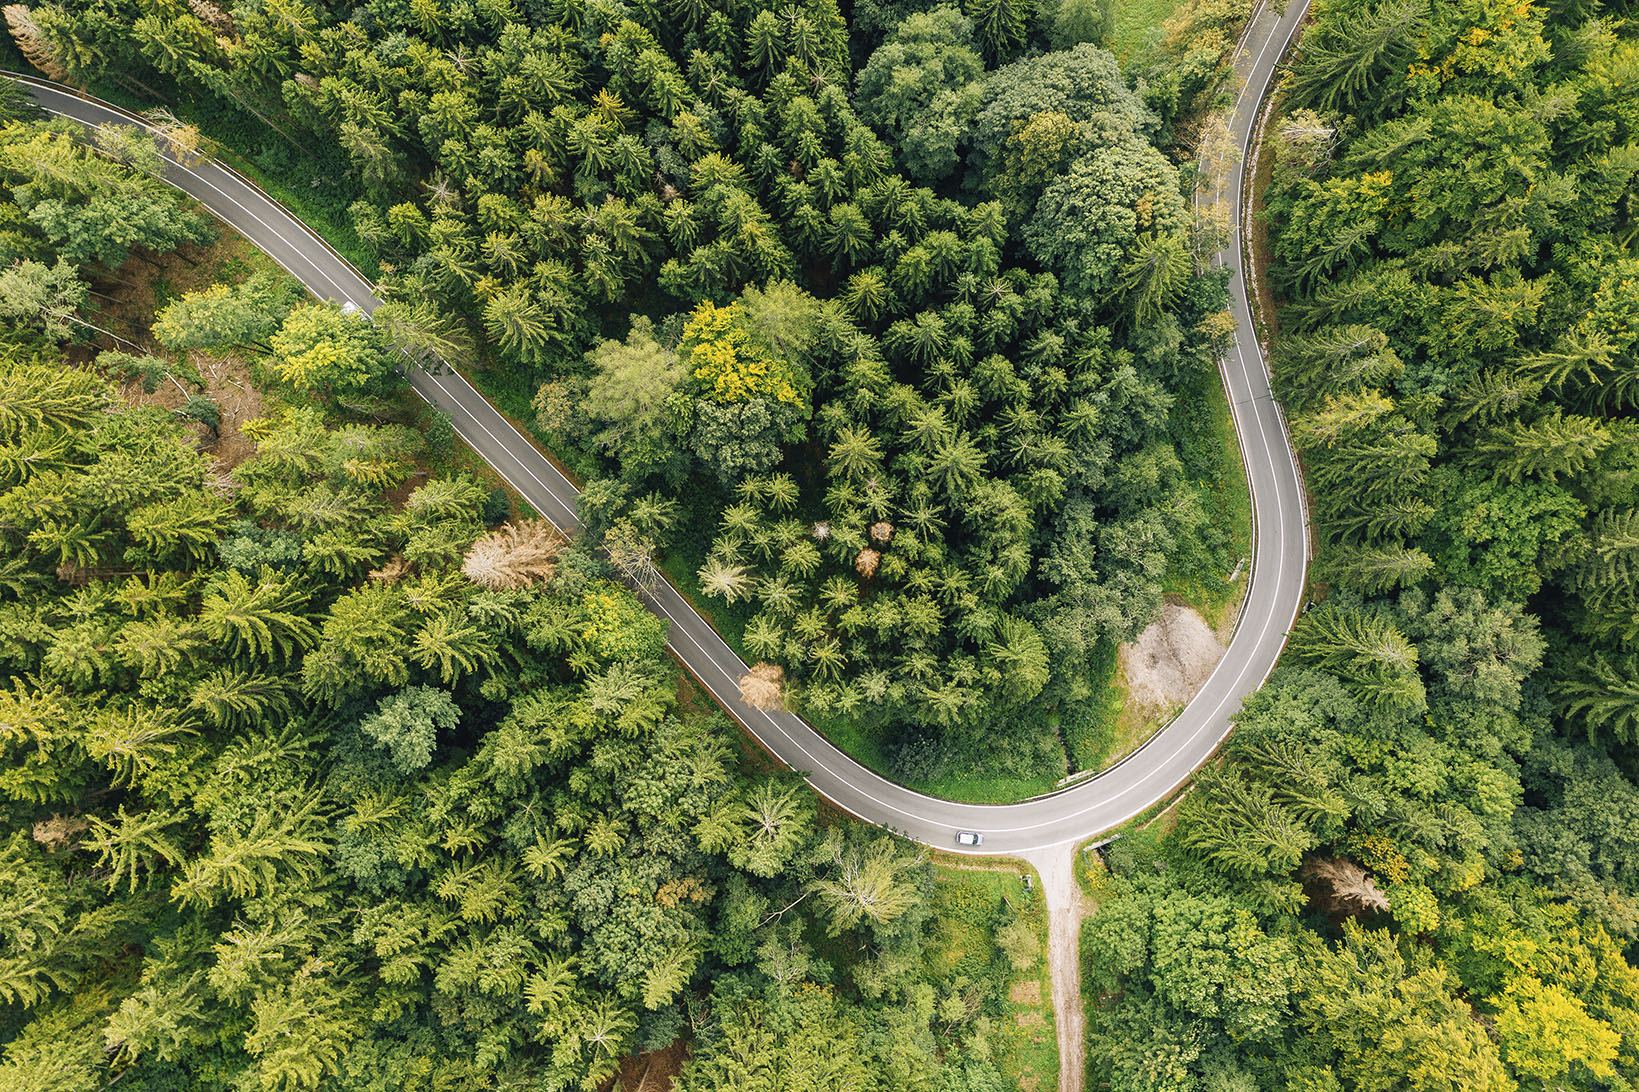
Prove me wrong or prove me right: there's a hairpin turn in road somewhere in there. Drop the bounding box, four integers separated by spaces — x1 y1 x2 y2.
7 0 1308 856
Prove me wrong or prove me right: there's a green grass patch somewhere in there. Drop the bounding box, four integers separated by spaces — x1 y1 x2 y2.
813 708 1062 803
459 365 605 488
1063 639 1126 772
929 864 1058 1092
1166 363 1253 633
461 366 543 435
1108 0 1187 64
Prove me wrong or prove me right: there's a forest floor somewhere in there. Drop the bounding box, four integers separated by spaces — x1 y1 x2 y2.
87 228 531 517
86 235 273 471
610 1041 689 1092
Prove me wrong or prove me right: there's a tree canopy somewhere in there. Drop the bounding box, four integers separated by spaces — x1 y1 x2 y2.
31 0 1244 781
11 0 1639 1088
1082 1 1639 1089
0 85 1053 1092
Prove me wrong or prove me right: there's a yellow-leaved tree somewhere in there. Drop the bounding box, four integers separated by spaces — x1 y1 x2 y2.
675 296 813 485
269 303 398 400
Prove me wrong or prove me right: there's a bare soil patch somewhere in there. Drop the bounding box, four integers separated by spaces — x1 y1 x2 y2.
1010 979 1042 1006
1119 601 1226 713
116 352 264 471
1098 601 1227 771
608 1039 688 1092
83 231 282 472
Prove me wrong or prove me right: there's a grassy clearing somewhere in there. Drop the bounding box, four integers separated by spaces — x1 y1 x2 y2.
816 708 1063 802
899 753 1061 805
928 863 1058 1092
1063 639 1126 773
1109 0 1189 65
1098 678 1175 772
1167 364 1254 634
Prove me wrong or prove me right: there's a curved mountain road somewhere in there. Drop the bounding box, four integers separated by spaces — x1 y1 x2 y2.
8 0 1307 859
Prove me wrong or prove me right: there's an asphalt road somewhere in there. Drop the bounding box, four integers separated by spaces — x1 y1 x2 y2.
11 11 1308 856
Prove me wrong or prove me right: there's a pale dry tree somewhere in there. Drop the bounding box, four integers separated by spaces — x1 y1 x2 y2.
145 108 212 167
462 520 564 590
188 0 236 34
32 813 89 851
1303 857 1389 915
369 556 411 585
808 830 922 931
445 45 476 74
812 521 830 542
698 555 754 603
604 520 660 592
869 521 893 545
423 171 462 213
855 548 880 578
1277 109 1343 172
4 5 67 79
739 663 786 711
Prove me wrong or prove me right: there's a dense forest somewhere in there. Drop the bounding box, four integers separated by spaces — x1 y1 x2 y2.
0 0 1253 786
10 0 1639 1087
0 107 1053 1090
1080 0 1639 1089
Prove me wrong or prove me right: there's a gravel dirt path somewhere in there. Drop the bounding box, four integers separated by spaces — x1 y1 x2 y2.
1020 845 1085 1092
